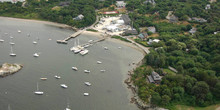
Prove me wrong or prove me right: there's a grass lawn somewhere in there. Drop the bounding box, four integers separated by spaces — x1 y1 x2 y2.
163 69 176 75
175 104 220 110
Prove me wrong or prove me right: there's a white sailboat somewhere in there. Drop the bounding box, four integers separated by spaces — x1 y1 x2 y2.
54 75 61 79
83 93 89 96
72 67 78 71
33 53 40 57
70 39 84 53
84 82 91 86
0 35 4 42
33 41 37 44
84 70 90 73
80 49 89 55
104 47 108 50
100 70 106 72
60 84 68 89
9 46 16 56
9 37 15 45
34 82 44 95
97 61 102 64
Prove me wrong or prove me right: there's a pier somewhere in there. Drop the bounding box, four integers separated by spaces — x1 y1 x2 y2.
57 29 85 44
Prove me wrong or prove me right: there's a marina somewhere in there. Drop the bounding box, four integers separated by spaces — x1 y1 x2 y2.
0 17 143 110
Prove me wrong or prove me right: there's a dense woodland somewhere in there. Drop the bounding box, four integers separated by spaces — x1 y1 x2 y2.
129 0 220 109
0 0 113 28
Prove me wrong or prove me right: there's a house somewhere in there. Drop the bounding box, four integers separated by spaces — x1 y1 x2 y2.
166 11 178 23
169 15 178 23
143 0 156 5
205 4 211 10
121 14 131 25
189 27 197 35
116 1 126 8
192 17 207 23
0 0 25 3
59 1 71 7
147 71 162 84
147 26 156 33
147 39 160 45
214 31 219 34
73 14 84 21
138 33 148 40
123 29 138 35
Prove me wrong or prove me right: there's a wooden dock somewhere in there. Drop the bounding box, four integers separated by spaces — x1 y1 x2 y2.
57 30 84 44
80 37 106 47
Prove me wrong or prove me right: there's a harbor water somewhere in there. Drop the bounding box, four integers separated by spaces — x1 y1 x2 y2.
0 18 143 110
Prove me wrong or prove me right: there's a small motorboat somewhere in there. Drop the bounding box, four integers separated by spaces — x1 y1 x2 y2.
104 47 108 50
0 39 4 42
17 30 21 33
84 70 90 73
84 93 89 96
33 53 39 57
100 70 106 72
61 84 68 89
84 82 91 86
10 36 13 39
40 78 47 80
10 42 15 45
54 75 61 79
97 61 102 64
72 67 78 71
118 47 121 49
33 41 37 44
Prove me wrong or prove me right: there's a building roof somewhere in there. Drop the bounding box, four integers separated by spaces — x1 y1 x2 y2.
124 29 138 35
59 1 71 6
147 75 155 83
147 27 156 33
192 17 207 23
189 27 197 34
152 71 161 81
138 33 148 39
121 14 131 25
116 1 126 7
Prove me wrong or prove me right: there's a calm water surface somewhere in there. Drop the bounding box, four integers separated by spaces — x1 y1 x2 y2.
0 18 143 110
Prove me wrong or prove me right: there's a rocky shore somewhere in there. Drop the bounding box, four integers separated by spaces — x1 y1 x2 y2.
0 63 23 77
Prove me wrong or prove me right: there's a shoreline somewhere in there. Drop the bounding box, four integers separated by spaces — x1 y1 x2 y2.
82 31 151 110
0 16 149 110
0 16 74 29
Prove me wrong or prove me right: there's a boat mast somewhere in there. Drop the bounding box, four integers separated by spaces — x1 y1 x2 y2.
36 82 39 91
10 46 13 54
8 104 11 110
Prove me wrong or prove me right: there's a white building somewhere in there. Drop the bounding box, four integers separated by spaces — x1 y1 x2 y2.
73 14 84 20
0 0 25 3
116 1 126 8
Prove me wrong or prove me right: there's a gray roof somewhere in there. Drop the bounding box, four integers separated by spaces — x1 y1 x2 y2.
59 1 71 6
147 75 155 83
124 29 138 35
152 71 161 81
121 15 131 25
189 27 197 34
192 17 207 23
138 33 148 39
147 27 156 33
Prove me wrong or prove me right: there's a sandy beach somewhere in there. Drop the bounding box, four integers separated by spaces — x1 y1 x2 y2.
0 16 72 29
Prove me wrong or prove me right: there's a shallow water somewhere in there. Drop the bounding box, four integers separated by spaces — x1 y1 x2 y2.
0 18 143 110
